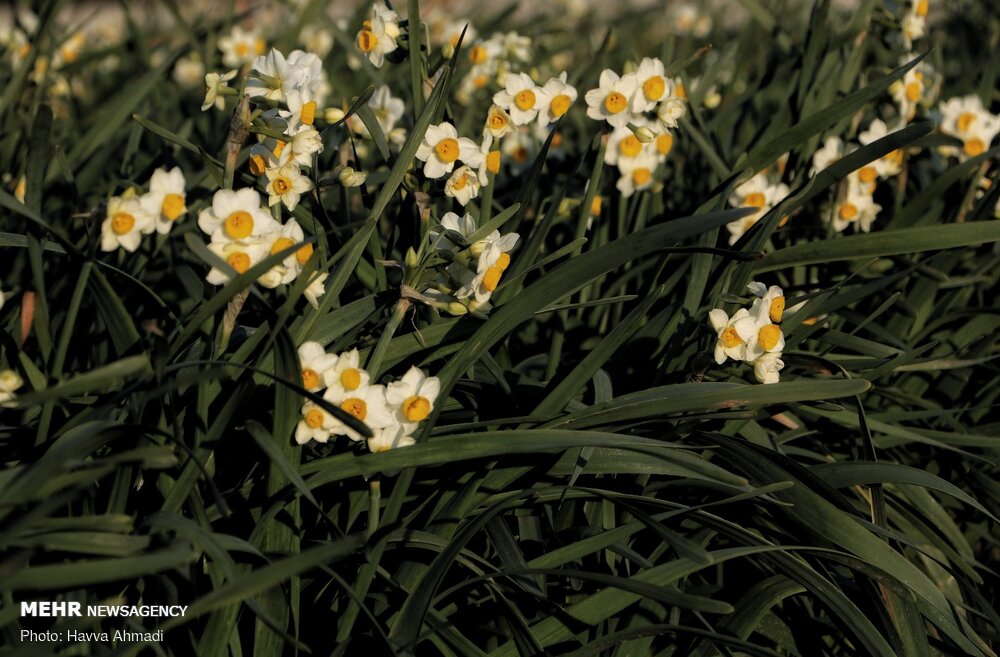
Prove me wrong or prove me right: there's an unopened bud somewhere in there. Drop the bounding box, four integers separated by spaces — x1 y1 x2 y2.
338 166 367 187
324 107 346 123
447 301 469 316
632 125 656 143
442 43 455 59
404 247 419 269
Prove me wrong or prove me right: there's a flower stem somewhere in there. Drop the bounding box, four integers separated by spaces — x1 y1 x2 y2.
365 298 410 380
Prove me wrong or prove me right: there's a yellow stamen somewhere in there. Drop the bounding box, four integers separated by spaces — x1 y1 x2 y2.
721 327 742 348
434 138 460 163
340 368 362 391
550 94 571 118
162 193 185 221
402 395 431 422
340 397 367 420
227 252 251 273
642 75 666 101
111 212 135 235
956 112 976 132
224 211 254 239
272 176 292 194
305 409 325 428
514 89 536 111
604 92 627 114
302 368 320 389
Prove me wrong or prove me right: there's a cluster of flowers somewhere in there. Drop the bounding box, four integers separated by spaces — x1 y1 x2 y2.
1 9 88 114
726 169 791 244
196 188 326 305
421 212 520 317
294 342 439 453
355 3 403 68
938 95 999 162
586 59 688 197
100 168 187 252
709 282 790 384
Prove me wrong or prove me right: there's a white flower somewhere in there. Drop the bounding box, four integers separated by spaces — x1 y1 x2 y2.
858 119 905 178
493 72 547 126
901 12 925 50
811 136 844 175
752 352 784 384
454 231 519 303
358 84 405 137
197 188 279 243
744 321 784 363
324 383 394 442
357 14 398 68
338 166 367 187
218 26 265 68
202 70 237 112
304 272 327 309
615 151 658 198
100 195 154 252
708 308 758 364
415 122 481 179
279 125 324 169
300 25 334 58
430 211 477 250
296 401 336 444
139 167 186 234
367 423 416 453
265 163 314 211
585 69 638 128
891 65 926 121
173 52 204 87
656 80 688 130
246 48 302 102
537 72 577 127
385 366 441 430
605 124 648 167
828 179 881 233
0 369 25 405
747 282 786 324
726 173 790 245
630 57 670 113
263 220 313 286
298 341 339 392
938 94 999 161
445 166 481 206
321 349 371 401
205 238 270 285
484 104 515 139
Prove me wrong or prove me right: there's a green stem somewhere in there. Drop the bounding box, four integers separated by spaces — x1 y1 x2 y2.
367 477 381 540
365 298 410 380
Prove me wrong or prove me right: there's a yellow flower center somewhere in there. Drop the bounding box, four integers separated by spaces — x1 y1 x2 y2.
486 151 501 173
273 176 292 194
481 253 511 293
469 45 488 64
963 137 986 157
550 94 571 118
904 81 922 103
434 138 460 163
255 39 266 55
224 211 254 239
162 194 185 221
859 166 878 184
887 149 904 166
758 324 781 350
514 89 536 111
839 203 859 221
604 91 627 114
721 327 743 348
769 297 785 323
302 368 320 389
111 212 135 235
451 174 468 191
473 74 489 89
358 30 378 53
642 75 666 101
305 409 325 428
744 192 767 209
295 242 314 265
250 154 267 176
271 237 295 256
632 168 652 186
915 0 928 16
235 43 249 57
341 368 362 391
675 82 687 100
956 112 976 132
301 101 316 126
488 113 508 131
227 252 251 273
340 397 367 420
591 195 603 216
273 140 287 156
402 395 431 422
619 135 643 157
656 133 673 156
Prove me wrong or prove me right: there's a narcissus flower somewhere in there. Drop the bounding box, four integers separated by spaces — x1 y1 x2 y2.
811 136 844 175
938 95 999 161
296 401 336 444
218 25 265 68
202 69 237 111
385 366 441 430
265 163 314 211
484 104 515 139
205 238 270 284
324 383 394 442
747 282 786 324
858 119 904 178
0 369 25 405
585 69 638 128
708 308 757 364
140 167 186 234
297 341 339 392
415 122 481 179
322 349 371 400
101 195 154 252
367 423 416 452
616 152 658 198
198 188 279 243
304 272 328 309
752 352 784 384
356 11 399 68
726 173 790 245
630 57 670 113
445 165 481 206
537 72 577 126
493 72 547 126
828 178 881 233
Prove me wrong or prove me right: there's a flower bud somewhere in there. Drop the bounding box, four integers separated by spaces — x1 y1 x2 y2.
324 107 346 123
447 301 469 316
632 125 656 144
405 247 419 269
338 166 367 187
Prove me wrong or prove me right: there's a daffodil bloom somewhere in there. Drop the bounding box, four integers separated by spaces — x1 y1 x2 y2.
218 25 265 68
537 72 577 127
891 65 926 121
173 52 205 87
810 136 844 175
198 188 279 244
493 72 548 126
101 195 154 252
338 166 367 187
901 10 925 50
295 401 336 444
415 122 481 179
430 211 476 250
321 349 371 401
356 14 398 68
278 125 324 168
263 220 314 287
828 178 881 233
725 173 790 245
858 119 905 178
744 320 785 362
630 57 670 113
385 366 441 430
747 282 785 324
324 383 394 442
139 167 186 234
585 69 638 128
265 163 314 211
454 231 519 303
605 124 649 167
938 95 999 161
484 104 515 139
656 80 688 130
708 308 758 364
246 48 305 102
367 423 416 453
202 70 237 112
476 132 500 184
354 84 405 138
752 352 784 384
297 341 339 392
0 369 25 405
445 165 481 206
616 152 658 198
205 238 270 284
304 272 328 309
